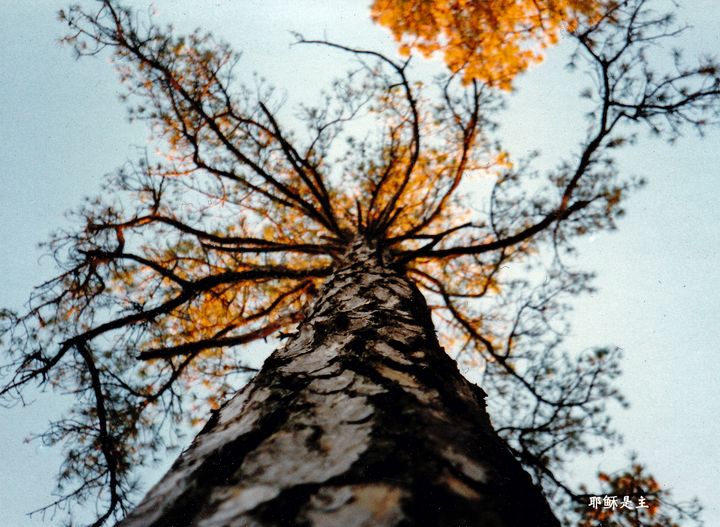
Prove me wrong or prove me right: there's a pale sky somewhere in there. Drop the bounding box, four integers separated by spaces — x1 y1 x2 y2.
1 1 718 526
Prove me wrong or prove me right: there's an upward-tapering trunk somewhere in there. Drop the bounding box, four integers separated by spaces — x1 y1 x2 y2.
118 239 560 527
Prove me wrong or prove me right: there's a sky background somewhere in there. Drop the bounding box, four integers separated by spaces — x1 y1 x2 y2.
1 1 718 525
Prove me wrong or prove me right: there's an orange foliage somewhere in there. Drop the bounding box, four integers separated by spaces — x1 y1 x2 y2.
576 461 696 527
372 0 603 87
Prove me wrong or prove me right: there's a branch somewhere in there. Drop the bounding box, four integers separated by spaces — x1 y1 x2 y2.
296 37 421 236
76 342 123 527
138 313 302 360
400 200 591 261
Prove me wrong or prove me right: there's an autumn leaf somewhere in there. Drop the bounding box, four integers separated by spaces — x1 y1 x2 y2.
372 0 605 87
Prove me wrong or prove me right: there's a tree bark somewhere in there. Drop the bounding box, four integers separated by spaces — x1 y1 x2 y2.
118 239 560 527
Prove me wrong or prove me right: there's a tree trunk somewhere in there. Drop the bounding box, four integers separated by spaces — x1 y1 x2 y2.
118 239 560 527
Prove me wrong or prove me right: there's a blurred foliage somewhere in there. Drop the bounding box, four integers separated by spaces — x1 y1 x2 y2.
372 0 605 87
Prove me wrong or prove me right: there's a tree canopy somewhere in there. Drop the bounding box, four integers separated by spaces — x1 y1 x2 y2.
371 0 604 88
1 1 718 525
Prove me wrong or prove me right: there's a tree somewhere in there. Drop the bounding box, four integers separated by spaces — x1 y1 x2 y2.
1 0 717 525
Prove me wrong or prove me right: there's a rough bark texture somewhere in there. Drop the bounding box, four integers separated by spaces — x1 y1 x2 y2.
118 240 560 527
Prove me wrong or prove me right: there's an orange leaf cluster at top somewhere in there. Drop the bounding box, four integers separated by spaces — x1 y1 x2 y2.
372 0 603 88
